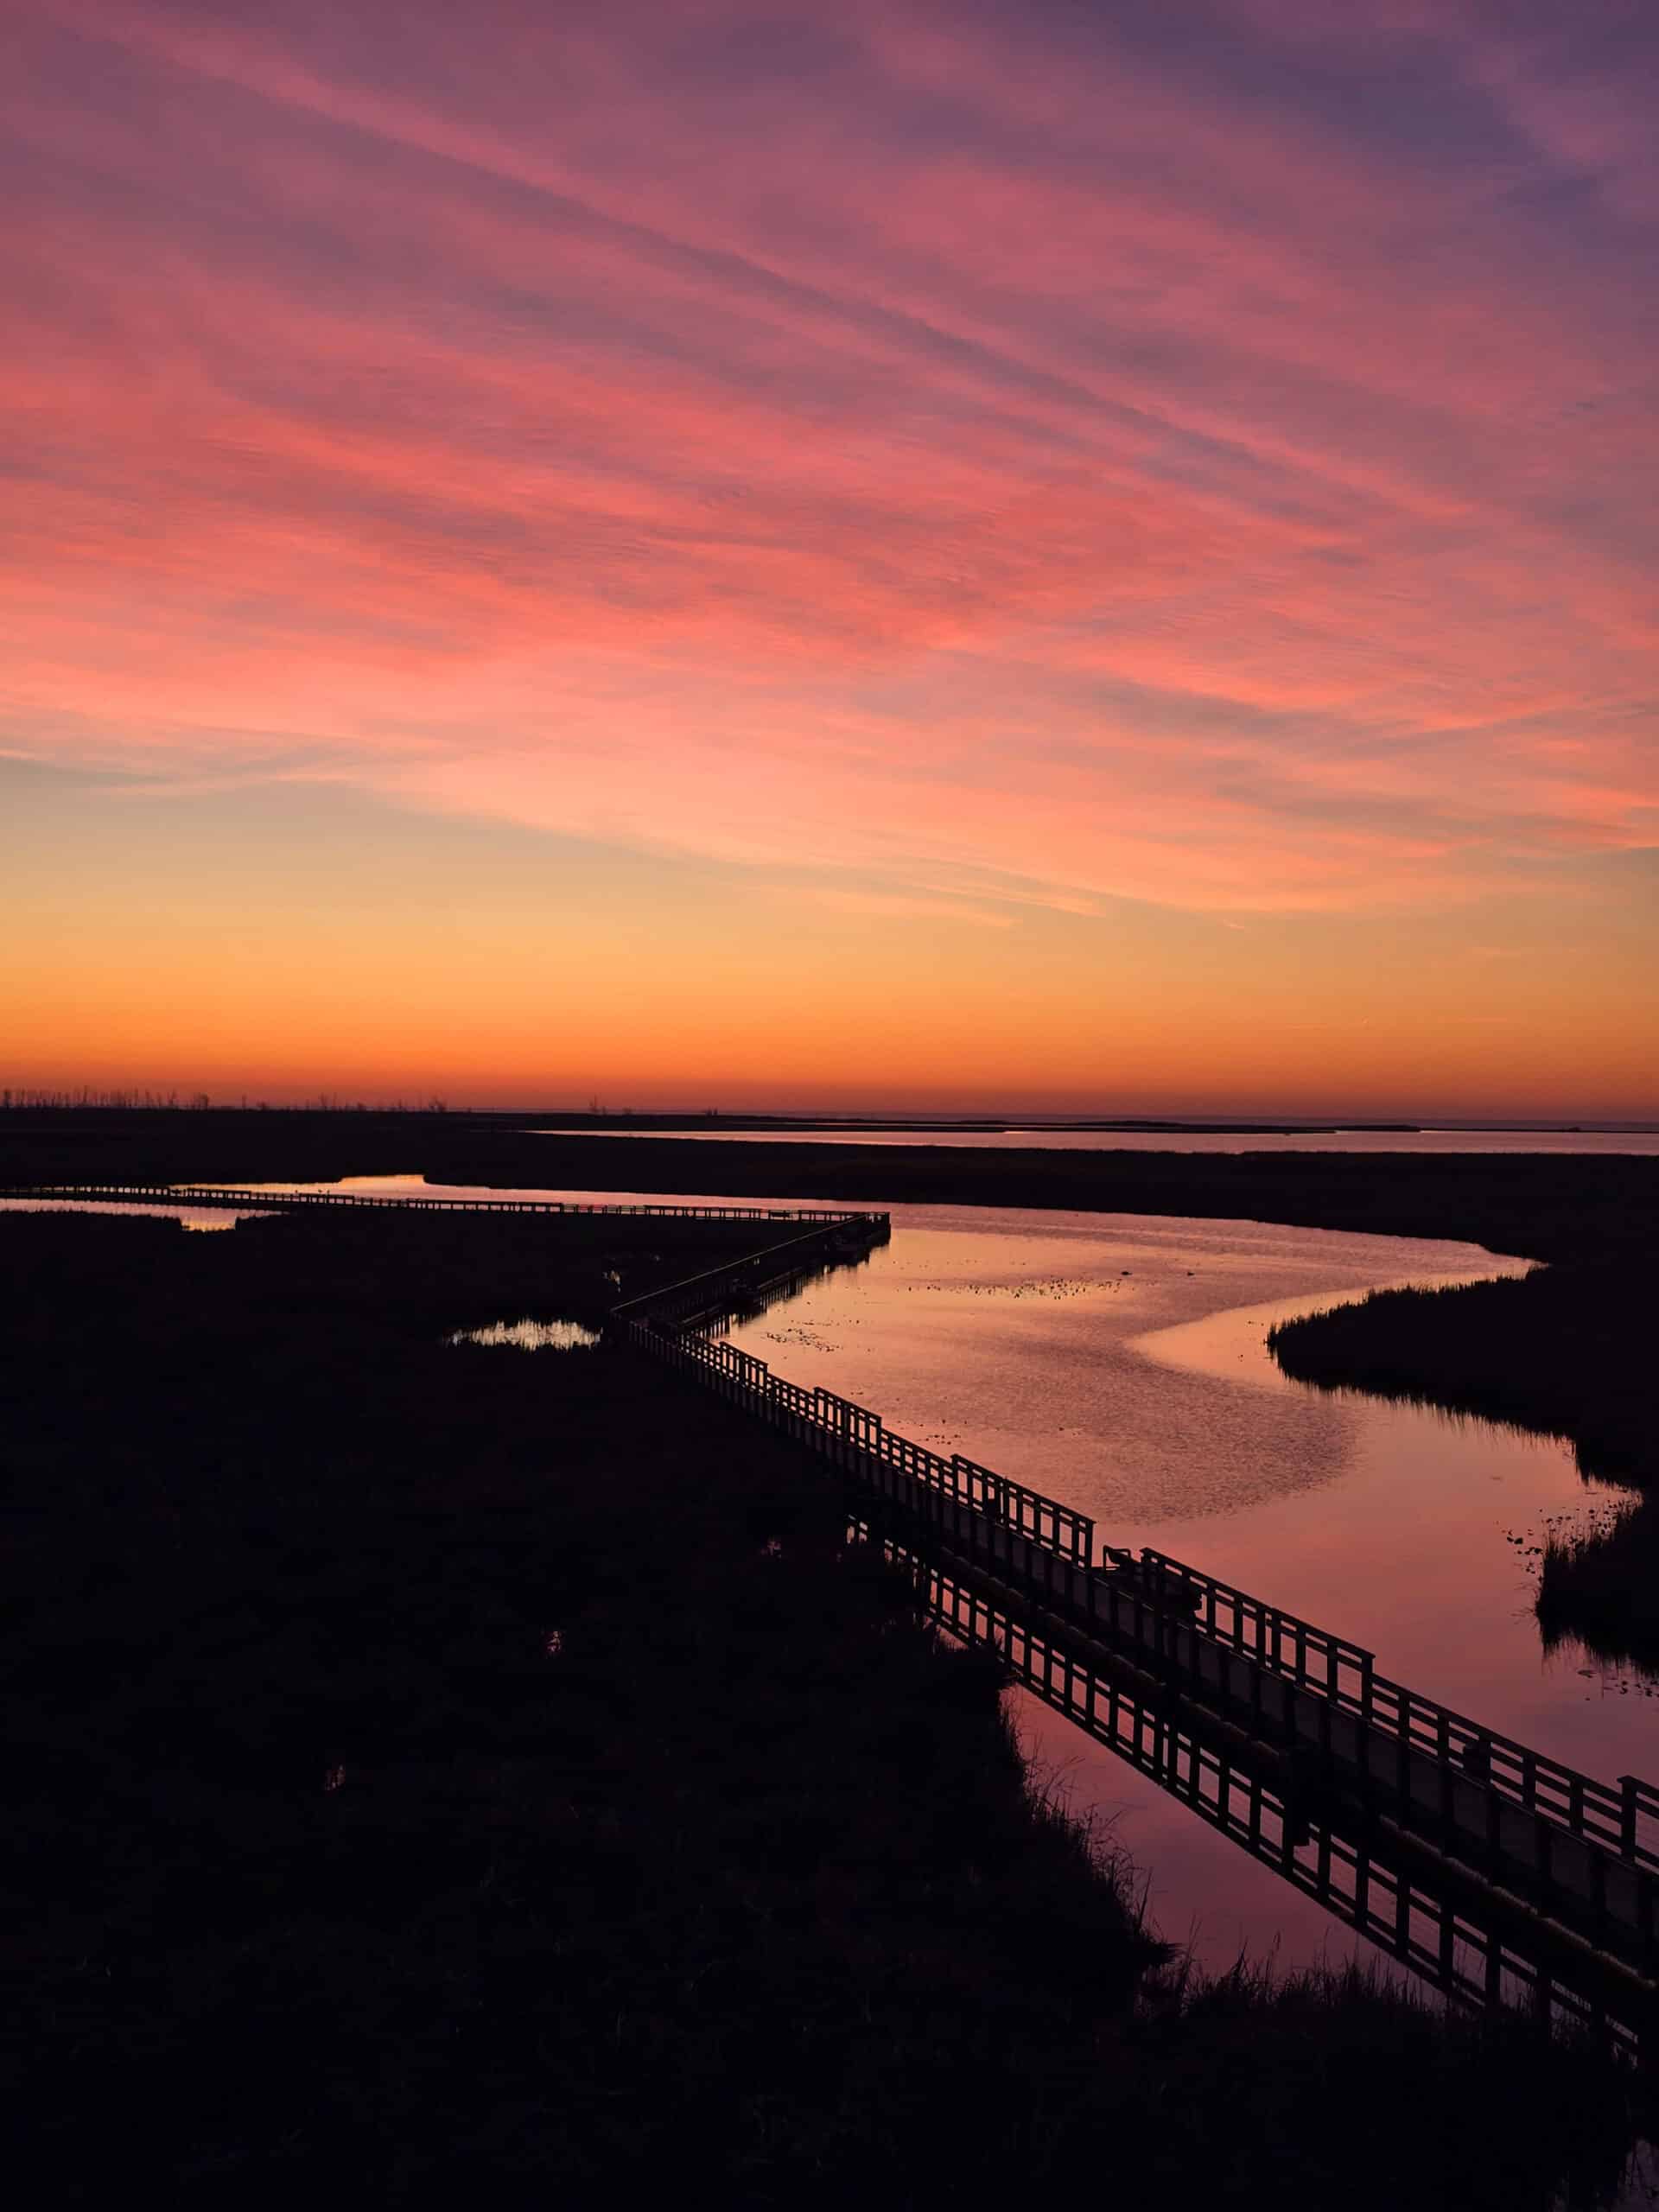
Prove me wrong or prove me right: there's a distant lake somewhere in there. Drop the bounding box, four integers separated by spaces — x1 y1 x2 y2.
533 1125 1659 1156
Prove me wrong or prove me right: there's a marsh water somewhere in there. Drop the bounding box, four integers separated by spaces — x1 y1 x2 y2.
536 1125 1659 1156
702 1200 1657 1970
72 1172 1659 1972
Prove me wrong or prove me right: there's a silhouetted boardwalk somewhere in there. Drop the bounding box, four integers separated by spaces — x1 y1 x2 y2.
620 1263 1659 2029
3 1180 884 1227
882 1530 1652 2047
18 1177 1656 2031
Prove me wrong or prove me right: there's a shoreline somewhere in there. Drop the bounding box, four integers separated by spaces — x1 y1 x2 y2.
0 1147 1651 2199
8 1108 1659 1254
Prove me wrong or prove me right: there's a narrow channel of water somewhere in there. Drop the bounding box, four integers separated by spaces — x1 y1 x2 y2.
164 1173 1659 1972
533 1125 1659 1156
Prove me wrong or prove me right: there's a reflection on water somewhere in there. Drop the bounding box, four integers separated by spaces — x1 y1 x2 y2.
212 1173 1659 1974
705 1198 1659 1968
534 1125 1659 1156
448 1318 601 1351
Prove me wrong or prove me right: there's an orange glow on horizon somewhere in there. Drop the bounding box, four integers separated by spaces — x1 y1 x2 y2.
3 2 1656 1116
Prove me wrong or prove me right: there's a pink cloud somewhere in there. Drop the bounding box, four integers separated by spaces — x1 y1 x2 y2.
3 0 1657 917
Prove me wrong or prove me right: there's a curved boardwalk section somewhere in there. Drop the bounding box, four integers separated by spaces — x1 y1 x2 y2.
616 1213 1659 2042
24 1178 1659 2041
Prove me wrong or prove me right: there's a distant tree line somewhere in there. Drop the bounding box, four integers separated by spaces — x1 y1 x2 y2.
0 1089 452 1113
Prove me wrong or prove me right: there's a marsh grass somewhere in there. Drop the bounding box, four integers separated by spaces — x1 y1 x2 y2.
0 1143 1651 2202
1269 1262 1658 1667
1539 1499 1659 1670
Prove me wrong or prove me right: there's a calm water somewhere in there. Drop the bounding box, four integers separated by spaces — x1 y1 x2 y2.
535 1125 1659 1156
702 1198 1656 1971
142 1174 1659 1973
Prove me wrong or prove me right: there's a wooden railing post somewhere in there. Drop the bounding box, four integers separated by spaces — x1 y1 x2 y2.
1620 1776 1641 1858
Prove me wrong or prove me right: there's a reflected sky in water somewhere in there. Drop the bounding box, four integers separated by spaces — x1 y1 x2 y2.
711 1201 1657 1969
536 1125 1659 1156
203 1173 1659 1975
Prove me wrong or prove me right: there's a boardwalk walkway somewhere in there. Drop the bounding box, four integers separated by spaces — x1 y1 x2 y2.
17 1177 1657 2035
3 1180 881 1227
885 1530 1652 2046
618 1236 1659 2030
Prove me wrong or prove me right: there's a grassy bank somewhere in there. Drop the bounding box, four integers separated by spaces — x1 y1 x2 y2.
1267 1262 1652 1484
0 1200 1644 2202
1268 1261 1658 1666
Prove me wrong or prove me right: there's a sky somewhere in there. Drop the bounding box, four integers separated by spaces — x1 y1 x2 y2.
3 0 1656 1116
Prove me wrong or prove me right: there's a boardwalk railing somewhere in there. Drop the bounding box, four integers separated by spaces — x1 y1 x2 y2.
831 1470 1659 1980
881 1526 1652 2048
1133 1549 1659 1879
618 1249 1659 1950
2 1180 883 1227
609 1217 888 1333
626 1314 1096 1567
23 1175 1657 1977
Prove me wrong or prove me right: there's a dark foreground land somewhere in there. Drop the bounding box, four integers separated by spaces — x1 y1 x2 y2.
0 1178 1643 2205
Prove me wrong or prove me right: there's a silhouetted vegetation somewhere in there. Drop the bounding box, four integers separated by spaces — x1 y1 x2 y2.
1537 1499 1659 1670
5 1104 1658 1665
3 1105 1658 1267
1 1197 1643 2204
1268 1263 1653 1484
1269 1260 1659 1666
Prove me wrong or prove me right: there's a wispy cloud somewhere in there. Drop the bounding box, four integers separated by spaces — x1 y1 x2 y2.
3 0 1656 919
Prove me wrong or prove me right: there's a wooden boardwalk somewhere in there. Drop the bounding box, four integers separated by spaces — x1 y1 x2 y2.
3 1180 884 1228
17 1176 1656 2033
881 1528 1655 2047
621 1258 1659 2026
